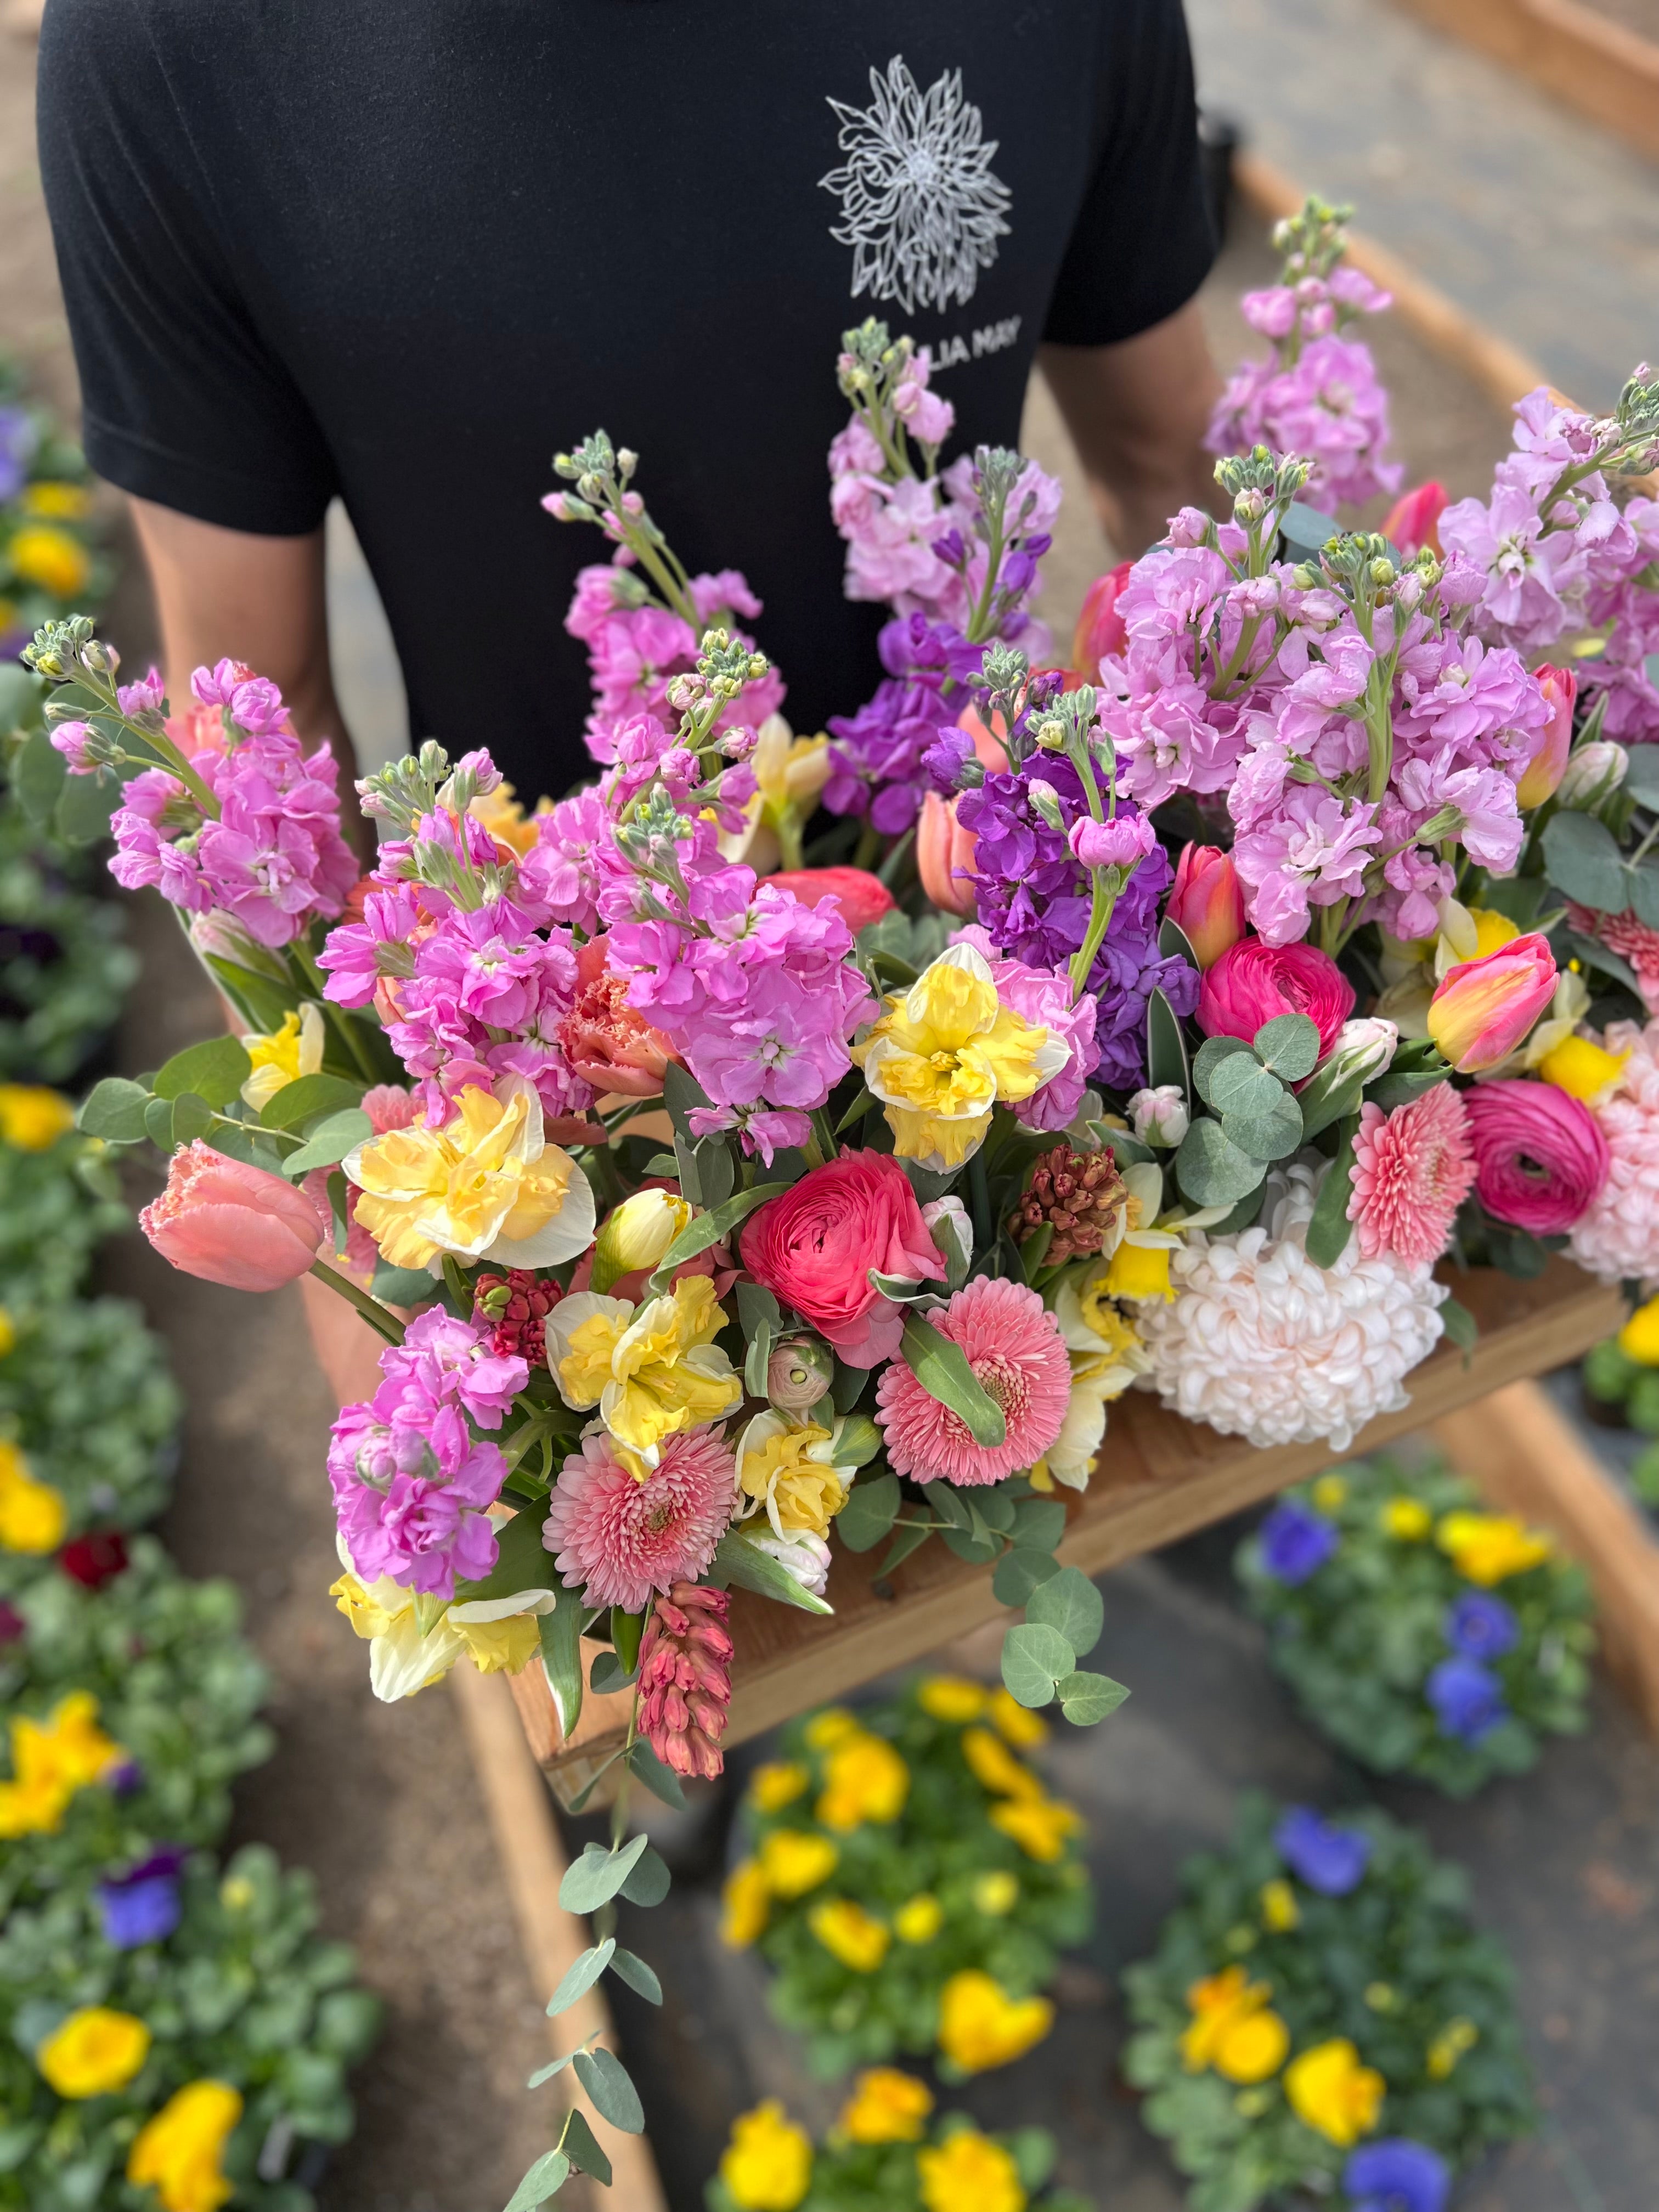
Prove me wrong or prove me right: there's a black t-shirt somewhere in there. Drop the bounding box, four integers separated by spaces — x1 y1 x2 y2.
37 0 1214 794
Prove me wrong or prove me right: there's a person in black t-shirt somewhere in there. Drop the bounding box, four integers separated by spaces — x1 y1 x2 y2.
37 1 1222 798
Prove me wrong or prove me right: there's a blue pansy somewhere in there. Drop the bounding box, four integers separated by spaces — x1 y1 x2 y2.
1443 1590 1520 1662
95 1847 188 1949
1427 1656 1508 1743
1343 2136 1451 2212
1273 1805 1371 1896
1257 1501 1339 1586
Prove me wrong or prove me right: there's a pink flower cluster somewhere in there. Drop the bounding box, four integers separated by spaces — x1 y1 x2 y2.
328 1308 528 1598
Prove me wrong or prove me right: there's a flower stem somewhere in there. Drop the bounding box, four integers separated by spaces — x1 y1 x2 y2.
306 1257 406 1345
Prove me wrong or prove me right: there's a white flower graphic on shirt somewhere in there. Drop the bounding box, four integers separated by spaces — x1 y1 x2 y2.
820 56 1012 317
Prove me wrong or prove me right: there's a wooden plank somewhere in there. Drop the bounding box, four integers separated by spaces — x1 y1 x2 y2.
1389 0 1659 166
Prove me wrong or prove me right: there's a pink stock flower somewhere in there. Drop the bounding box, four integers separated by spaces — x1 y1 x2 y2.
543 1429 736 1612
874 1276 1071 1487
1197 938 1356 1056
740 1151 944 1367
1347 1085 1475 1267
636 1581 733 1779
1568 1022 1659 1280
1465 1079 1609 1236
1166 844 1245 969
1069 811 1157 870
1231 787 1380 945
140 1141 324 1292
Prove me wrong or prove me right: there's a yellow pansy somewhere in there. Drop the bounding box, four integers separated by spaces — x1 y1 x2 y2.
988 1796 1081 1863
937 1970 1053 2073
467 777 550 859
736 1413 851 1538
749 1761 810 1814
240 1003 325 1113
895 1893 944 1944
1181 1967 1290 2084
0 1691 125 1836
917 1675 989 1723
1618 1294 1659 1366
590 1188 693 1293
9 523 89 599
219 1875 256 1914
973 1870 1020 1916
1436 1511 1551 1585
721 1859 772 1948
804 1707 860 1751
21 480 92 520
853 944 1068 1172
1284 2038 1384 2147
960 1726 1042 1802
38 2006 150 2098
1312 1475 1347 1514
809 1896 890 1972
1382 1497 1432 1542
987 1689 1048 1749
817 1731 909 1831
0 1084 75 1150
917 2129 1027 2212
546 1275 741 1459
0 1441 66 1554
127 2080 242 2212
837 2067 933 2145
758 1829 838 1898
1364 1983 1396 2013
1260 1879 1300 1932
347 1079 594 1272
0 1309 14 1359
1539 1033 1630 1104
1426 2017 1479 2080
718 2101 813 2212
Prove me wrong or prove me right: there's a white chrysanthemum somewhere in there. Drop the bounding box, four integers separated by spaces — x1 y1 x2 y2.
1136 1160 1447 1451
1567 1020 1659 1285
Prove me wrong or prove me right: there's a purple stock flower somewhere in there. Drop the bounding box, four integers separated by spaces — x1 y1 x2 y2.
1427 1656 1508 1742
95 1848 190 1949
1343 2139 1451 2212
1256 1500 1339 1585
1274 1805 1372 1895
1443 1590 1520 1662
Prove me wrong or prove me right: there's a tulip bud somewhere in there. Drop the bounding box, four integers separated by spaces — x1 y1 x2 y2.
139 1141 325 1293
916 791 978 917
1166 843 1246 969
1378 481 1448 558
766 1336 834 1413
1068 812 1156 871
1070 561 1133 680
1516 665 1576 809
1427 933 1558 1074
590 1188 692 1293
1556 740 1627 811
1126 1085 1189 1147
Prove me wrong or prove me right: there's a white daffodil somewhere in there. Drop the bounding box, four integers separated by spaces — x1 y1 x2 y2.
329 1534 556 1701
1031 1272 1155 1491
716 713 834 871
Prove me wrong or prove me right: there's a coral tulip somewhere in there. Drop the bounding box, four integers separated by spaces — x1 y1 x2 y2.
1426 933 1558 1074
1070 560 1133 680
557 935 680 1097
140 1141 325 1291
955 702 1009 774
916 792 978 917
765 866 896 935
1379 481 1449 558
1167 844 1245 969
1516 664 1576 809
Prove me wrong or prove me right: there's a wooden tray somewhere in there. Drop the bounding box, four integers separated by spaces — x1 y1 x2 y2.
510 1256 1627 1804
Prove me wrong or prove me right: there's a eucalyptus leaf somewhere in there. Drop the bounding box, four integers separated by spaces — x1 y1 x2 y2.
877 1522 932 1577
941 1522 1000 1565
558 1835 649 1916
1176 1117 1268 1208
282 1108 373 1178
561 2111 612 2187
835 1474 900 1553
1622 743 1659 808
1204 1053 1284 1118
1025 1565 1104 1657
259 1072 363 1129
373 1261 439 1308
1009 1497 1068 1550
901 1313 1006 1447
1057 1669 1131 1725
13 725 66 826
992 1547 1063 1607
503 2149 571 2209
922 1480 972 1531
627 1740 687 1811
1221 1087 1303 1164
1629 856 1659 929
620 1844 670 1908
545 1941 615 2019
572 2047 644 2134
609 1948 664 2005
78 1077 151 1145
1252 1012 1321 1082
1541 810 1627 912
1440 1296 1477 1358
1192 1034 1254 1104
154 1035 252 1108
143 1095 176 1149
1001 1621 1076 1708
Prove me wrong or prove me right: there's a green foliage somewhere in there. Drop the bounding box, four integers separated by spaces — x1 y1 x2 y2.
0 792 137 1083
1237 1455 1594 1796
0 1297 181 1545
704 2103 1089 2212
1122 1795 1534 2211
0 1127 128 1309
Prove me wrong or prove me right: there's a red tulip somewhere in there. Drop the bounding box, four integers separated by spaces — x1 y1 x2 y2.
1167 844 1246 969
140 1141 326 1291
1070 561 1133 681
765 866 896 936
1379 482 1449 559
916 793 979 918
1516 664 1576 810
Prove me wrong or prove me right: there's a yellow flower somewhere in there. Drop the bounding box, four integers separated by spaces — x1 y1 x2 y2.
1102 1240 1172 1302
328 1545 517 1701
348 1080 594 1272
809 1897 890 1972
721 1859 771 1948
737 1413 850 1538
9 523 89 599
853 944 1068 1171
1436 1511 1551 1585
21 480 92 520
219 1876 255 1913
1618 1294 1659 1366
758 1829 838 1898
0 1691 125 1836
38 2006 150 2098
240 1004 324 1113
590 1187 693 1293
817 1732 909 1831
749 1761 810 1813
447 1588 555 1675
1312 1475 1347 1514
1382 1498 1432 1542
987 1690 1048 1749
0 1084 75 1150
961 1725 1042 1801
0 1309 14 1359
1181 1967 1289 2083
917 1674 989 1723
988 1797 1081 1864
1260 1879 1300 1932
546 1276 741 1458
466 778 550 859
917 2129 1028 2212
718 2101 813 2211
127 2079 242 2212
837 2067 933 2145
1284 2038 1385 2147
1426 2017 1479 2080
938 1971 1054 2073
973 1870 1020 1916
718 714 834 869
894 1893 944 1944
1364 1983 1396 2013
804 1707 860 1751
0 1441 66 1554
1539 1033 1630 1104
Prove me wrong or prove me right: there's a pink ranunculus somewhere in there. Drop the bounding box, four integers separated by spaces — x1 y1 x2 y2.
1464 1078 1610 1234
1426 932 1558 1074
1379 480 1449 558
1196 937 1356 1056
140 1140 325 1291
1070 561 1134 679
557 935 681 1097
1515 663 1576 810
1167 843 1246 969
738 1149 945 1368
764 866 896 936
916 792 978 917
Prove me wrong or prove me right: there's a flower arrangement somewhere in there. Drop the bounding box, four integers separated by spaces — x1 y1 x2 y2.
1235 1456 1594 1793
706 2072 1090 2212
1122 1795 1532 2212
720 1678 1090 2080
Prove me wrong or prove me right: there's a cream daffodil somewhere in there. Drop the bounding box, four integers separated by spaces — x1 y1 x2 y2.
735 1410 856 1537
330 1535 555 1700
1032 1277 1153 1491
590 1187 693 1293
853 943 1068 1172
343 1076 595 1273
240 1003 325 1113
715 712 834 871
545 1274 742 1459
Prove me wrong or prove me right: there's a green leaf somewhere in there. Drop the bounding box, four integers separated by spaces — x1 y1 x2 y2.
589 1650 635 1696
54 762 123 845
372 1261 438 1308
835 1473 900 1553
609 1948 663 2005
877 1522 932 1577
1629 856 1659 929
201 953 296 1037
1204 1053 1283 1118
1158 915 1197 967
1209 1183 1267 1237
1542 811 1627 912
646 1181 790 1292
545 1941 614 2019
1221 1088 1303 1163
662 1062 713 1144
710 1529 834 1614
1305 1116 1359 1267
735 1281 783 1338
1057 1669 1130 1725
993 1547 1063 1607
1025 1565 1104 1657
168 1091 215 1146
154 1035 252 1107
561 2111 612 2188
1253 1012 1320 1082
281 1108 373 1178
454 1497 555 1605
258 1073 365 1130
78 1077 151 1144
573 2047 645 2134
1175 1117 1267 1208
900 1313 1006 1447
14 725 66 826
1440 1296 1477 1359
1001 1621 1075 1707
695 1132 735 1211
1010 1497 1068 1551
1192 1034 1253 1105
619 1844 670 1908
941 1521 1000 1565
559 1834 650 1916
143 1095 176 1149
1018 1218 1054 1283
627 1740 687 1811
922 1479 972 1531
1146 986 1190 1098
503 2149 571 2210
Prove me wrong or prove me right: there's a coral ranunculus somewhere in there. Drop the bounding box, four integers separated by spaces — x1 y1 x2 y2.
1426 933 1556 1074
1197 938 1356 1055
140 1141 325 1291
915 792 978 917
1463 1079 1609 1234
740 1150 944 1367
1167 844 1246 969
765 866 896 936
557 934 680 1096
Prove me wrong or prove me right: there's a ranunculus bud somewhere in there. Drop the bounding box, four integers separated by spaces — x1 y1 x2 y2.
1556 740 1628 811
1068 811 1156 871
766 1336 834 1413
591 1188 692 1294
1167 844 1245 969
139 1141 325 1292
1378 481 1449 558
1427 933 1558 1074
1127 1085 1189 1147
1070 561 1133 680
1516 665 1576 810
916 792 979 917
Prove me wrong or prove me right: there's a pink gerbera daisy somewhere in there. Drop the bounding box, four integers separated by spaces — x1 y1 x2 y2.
1346 1082 1475 1268
875 1275 1071 1487
543 1429 736 1611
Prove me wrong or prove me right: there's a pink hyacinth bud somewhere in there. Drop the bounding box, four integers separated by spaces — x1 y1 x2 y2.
1069 812 1156 871
1166 843 1246 969
1379 481 1449 559
1070 561 1133 681
140 1140 325 1292
1516 665 1577 810
916 792 978 918
636 1582 733 1780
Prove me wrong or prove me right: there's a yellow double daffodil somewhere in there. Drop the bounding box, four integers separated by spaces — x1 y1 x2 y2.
240 1004 324 1113
546 1274 742 1460
735 1412 855 1539
330 1534 555 1701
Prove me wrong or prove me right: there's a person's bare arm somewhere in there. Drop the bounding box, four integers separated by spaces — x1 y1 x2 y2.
1037 297 1223 558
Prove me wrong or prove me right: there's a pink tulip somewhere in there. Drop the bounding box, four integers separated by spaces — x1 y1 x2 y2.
1379 481 1449 558
1427 932 1558 1073
765 866 896 935
916 792 979 917
955 702 1009 774
558 935 682 1097
1515 664 1577 809
1167 843 1246 969
1070 561 1133 681
140 1139 325 1291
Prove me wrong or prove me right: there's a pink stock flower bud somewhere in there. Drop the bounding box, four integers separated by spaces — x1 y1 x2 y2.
140 1140 325 1291
48 721 99 774
1379 481 1449 558
636 1581 733 1780
1167 844 1246 969
1068 812 1156 870
1070 561 1133 680
917 792 979 917
1427 933 1558 1074
1516 665 1576 810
